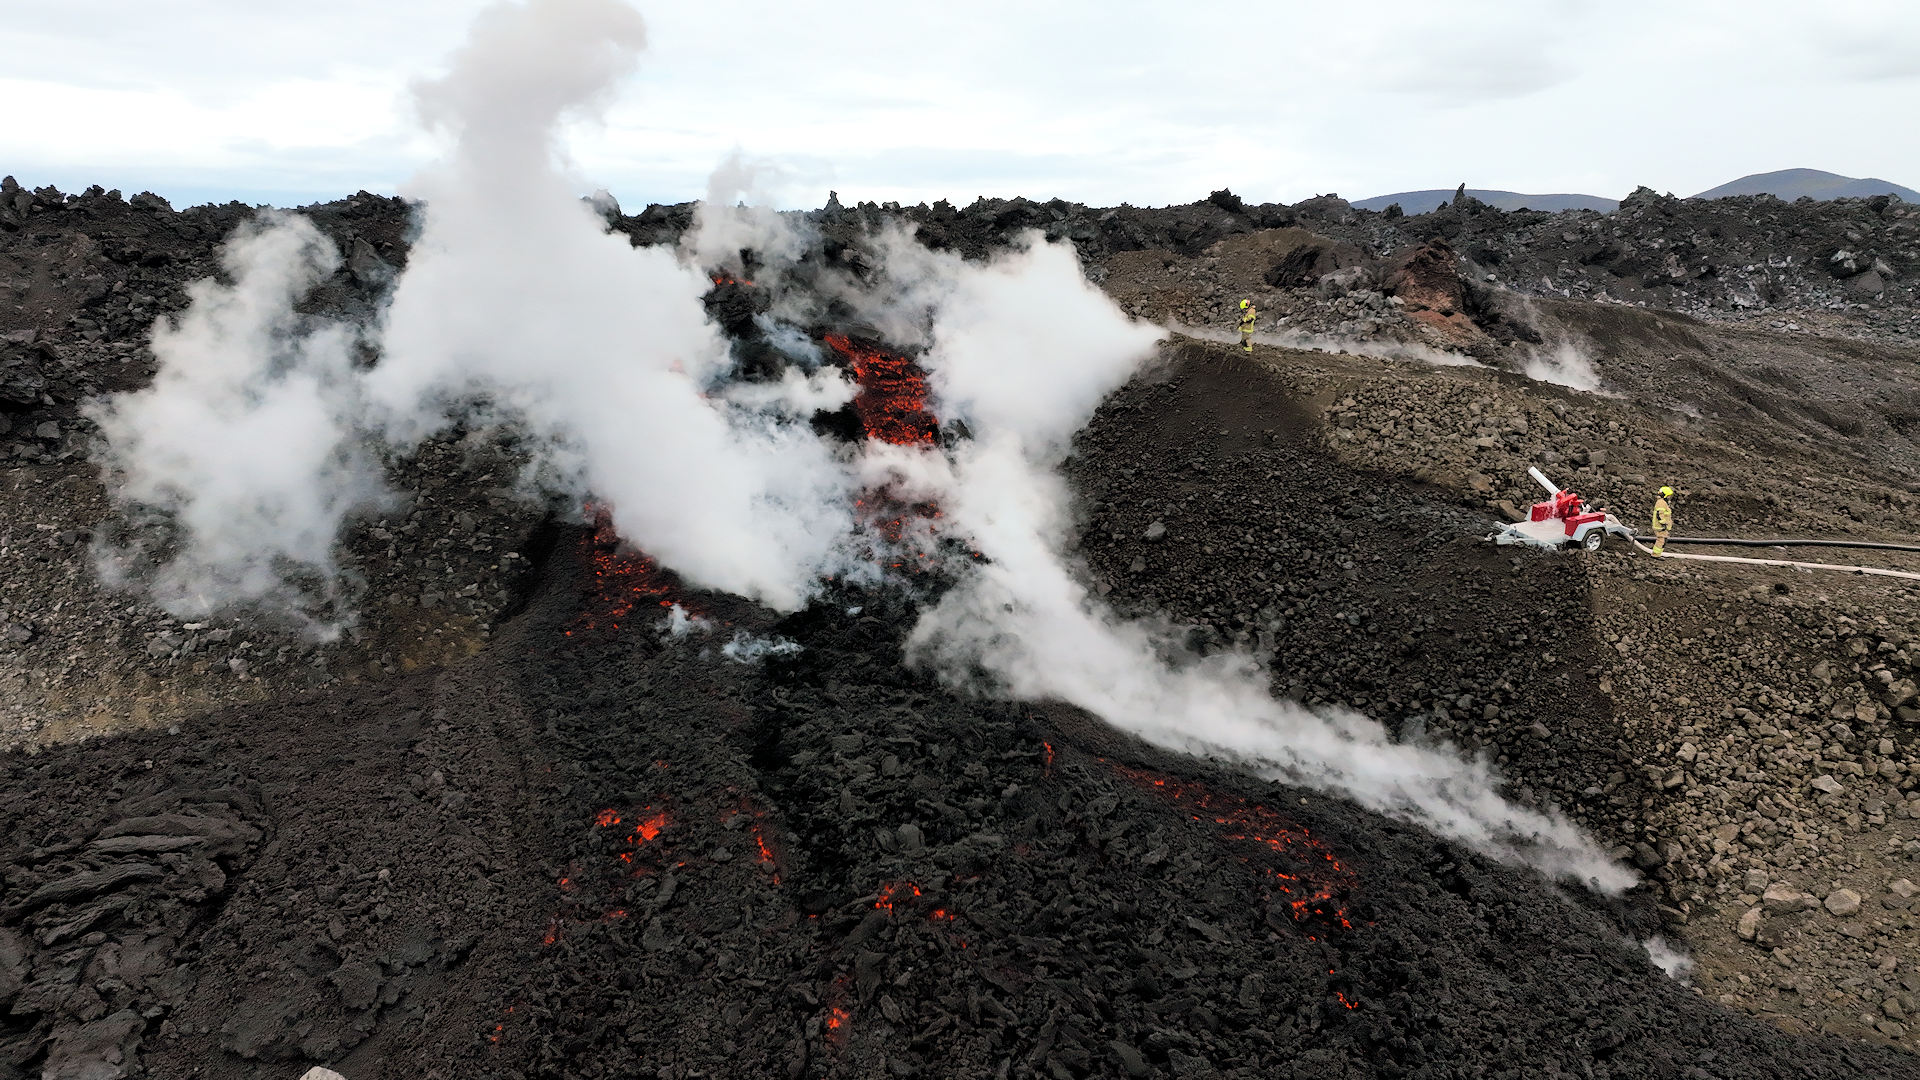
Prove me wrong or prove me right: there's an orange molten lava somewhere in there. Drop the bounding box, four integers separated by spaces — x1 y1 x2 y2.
824 334 937 446
487 1005 516 1045
719 799 784 883
1110 763 1357 932
572 503 688 634
632 812 669 843
831 335 943 567
874 880 922 913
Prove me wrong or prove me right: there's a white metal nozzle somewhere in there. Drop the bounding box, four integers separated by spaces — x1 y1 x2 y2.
1528 466 1560 496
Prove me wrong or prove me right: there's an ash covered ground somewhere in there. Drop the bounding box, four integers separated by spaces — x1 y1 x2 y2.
3 159 1920 1078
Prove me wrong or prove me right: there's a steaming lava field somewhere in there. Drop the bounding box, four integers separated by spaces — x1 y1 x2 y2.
5 181 1920 1080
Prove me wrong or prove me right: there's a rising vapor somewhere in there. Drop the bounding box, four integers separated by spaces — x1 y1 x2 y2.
88 213 386 634
884 240 1630 890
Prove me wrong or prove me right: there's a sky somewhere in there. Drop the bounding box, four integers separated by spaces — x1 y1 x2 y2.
4 0 1918 211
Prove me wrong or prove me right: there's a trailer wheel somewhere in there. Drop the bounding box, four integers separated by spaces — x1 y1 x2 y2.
1582 530 1605 552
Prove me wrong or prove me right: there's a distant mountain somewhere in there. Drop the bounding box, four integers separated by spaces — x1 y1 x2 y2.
1691 168 1919 203
1352 170 1919 216
1350 188 1619 215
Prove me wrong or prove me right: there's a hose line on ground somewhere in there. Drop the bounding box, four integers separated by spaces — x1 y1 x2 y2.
1631 536 1920 553
1623 536 1920 582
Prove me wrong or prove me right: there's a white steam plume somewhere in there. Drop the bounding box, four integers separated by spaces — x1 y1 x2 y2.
88 214 386 634
890 237 1630 891
684 151 807 277
371 0 855 612
1169 320 1482 368
94 0 860 620
1523 341 1603 392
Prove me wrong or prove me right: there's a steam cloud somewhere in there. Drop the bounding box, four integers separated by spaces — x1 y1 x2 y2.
89 215 387 631
1523 340 1604 392
93 0 1628 890
1168 320 1482 369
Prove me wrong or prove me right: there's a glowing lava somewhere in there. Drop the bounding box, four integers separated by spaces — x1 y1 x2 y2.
535 803 677 947
719 800 784 885
752 827 777 873
1109 763 1357 933
824 333 937 447
600 805 671 865
571 503 687 634
824 334 946 572
874 880 923 913
487 1005 516 1045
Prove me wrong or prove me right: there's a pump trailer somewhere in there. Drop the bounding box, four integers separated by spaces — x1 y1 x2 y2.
1487 467 1636 551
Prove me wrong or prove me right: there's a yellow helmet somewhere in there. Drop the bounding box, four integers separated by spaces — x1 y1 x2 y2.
1659 486 1673 498
1240 299 1250 309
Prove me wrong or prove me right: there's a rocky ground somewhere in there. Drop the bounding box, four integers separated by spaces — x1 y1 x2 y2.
0 182 544 747
1066 339 1920 1052
5 517 1915 1080
2 177 1920 1075
898 184 1920 349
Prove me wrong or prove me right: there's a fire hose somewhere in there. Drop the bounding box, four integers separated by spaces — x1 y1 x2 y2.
1628 536 1920 553
1623 536 1920 581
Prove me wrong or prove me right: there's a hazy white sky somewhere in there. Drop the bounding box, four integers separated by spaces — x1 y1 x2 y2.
4 0 1917 210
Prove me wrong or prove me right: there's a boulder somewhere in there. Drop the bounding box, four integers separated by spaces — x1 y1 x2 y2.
1844 270 1887 298
1762 883 1813 914
1884 678 1917 709
1385 240 1468 318
347 238 393 288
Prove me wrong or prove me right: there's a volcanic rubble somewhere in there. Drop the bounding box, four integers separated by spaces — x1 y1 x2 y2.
1 179 1919 1077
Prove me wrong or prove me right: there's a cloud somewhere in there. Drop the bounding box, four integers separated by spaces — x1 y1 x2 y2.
1810 4 1920 82
1358 19 1579 104
12 1 1920 210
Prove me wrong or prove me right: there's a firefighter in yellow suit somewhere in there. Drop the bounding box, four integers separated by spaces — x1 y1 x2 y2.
1238 299 1256 353
1651 486 1674 555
